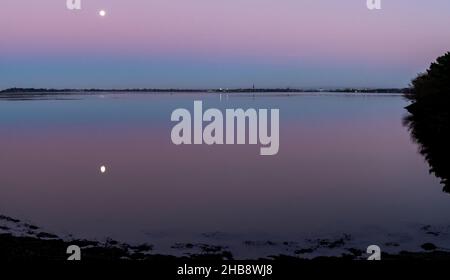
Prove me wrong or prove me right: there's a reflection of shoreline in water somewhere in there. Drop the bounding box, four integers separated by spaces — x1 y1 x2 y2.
404 101 450 193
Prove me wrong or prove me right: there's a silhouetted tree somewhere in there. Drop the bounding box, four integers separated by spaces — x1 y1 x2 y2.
407 52 450 104
404 52 450 192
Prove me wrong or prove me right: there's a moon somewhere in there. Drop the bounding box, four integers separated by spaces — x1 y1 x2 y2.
99 10 106 17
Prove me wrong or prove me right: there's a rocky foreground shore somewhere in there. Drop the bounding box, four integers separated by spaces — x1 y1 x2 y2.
1 215 450 261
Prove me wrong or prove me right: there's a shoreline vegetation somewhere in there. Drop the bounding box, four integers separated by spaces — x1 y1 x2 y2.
404 52 450 193
0 87 409 95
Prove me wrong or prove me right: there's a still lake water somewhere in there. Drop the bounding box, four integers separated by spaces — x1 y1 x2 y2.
1 92 449 257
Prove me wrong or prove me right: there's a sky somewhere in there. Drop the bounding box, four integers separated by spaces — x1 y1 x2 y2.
1 0 450 89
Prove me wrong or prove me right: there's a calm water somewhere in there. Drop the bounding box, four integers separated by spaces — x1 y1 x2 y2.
1 92 449 257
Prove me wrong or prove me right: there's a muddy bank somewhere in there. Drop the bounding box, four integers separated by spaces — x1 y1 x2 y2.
1 215 450 261
2 233 450 261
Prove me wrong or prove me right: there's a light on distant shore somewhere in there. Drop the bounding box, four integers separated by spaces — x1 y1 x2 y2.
99 10 106 17
100 165 106 174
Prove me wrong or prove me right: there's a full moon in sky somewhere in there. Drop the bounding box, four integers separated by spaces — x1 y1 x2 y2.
100 165 106 174
99 10 106 17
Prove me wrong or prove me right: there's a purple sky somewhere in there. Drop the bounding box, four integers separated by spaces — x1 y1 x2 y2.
1 0 449 89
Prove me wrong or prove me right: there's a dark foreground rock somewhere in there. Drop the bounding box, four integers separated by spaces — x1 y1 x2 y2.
2 231 450 261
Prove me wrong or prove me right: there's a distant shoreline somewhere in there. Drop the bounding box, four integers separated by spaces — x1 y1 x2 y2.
0 87 409 94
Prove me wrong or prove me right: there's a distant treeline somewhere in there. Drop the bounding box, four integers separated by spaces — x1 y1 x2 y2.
0 87 202 93
0 87 409 94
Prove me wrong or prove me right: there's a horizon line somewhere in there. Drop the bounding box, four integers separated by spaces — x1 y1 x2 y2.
1 86 410 93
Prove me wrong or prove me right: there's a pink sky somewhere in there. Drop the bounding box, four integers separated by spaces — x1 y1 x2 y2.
1 0 449 88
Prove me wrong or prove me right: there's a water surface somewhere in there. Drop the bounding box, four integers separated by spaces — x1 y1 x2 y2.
1 92 448 258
